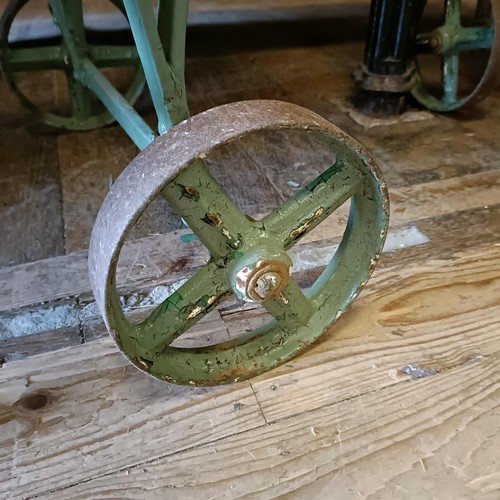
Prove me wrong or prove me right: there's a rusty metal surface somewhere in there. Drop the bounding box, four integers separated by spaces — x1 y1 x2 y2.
89 99 389 385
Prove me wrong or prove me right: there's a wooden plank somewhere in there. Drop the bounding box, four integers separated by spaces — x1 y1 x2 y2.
30 246 500 498
0 339 265 498
1 169 499 315
83 309 231 348
1 326 81 364
1 238 499 496
352 111 500 186
250 243 500 422
57 125 184 254
55 357 500 499
0 109 64 267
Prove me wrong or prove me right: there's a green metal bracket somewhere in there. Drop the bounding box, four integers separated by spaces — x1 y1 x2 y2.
123 0 189 133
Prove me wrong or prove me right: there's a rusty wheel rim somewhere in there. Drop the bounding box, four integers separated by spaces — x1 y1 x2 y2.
89 100 389 386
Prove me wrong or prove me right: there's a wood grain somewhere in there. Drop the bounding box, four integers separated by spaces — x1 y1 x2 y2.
0 340 264 498
1 5 499 498
250 244 500 423
0 326 81 364
1 169 499 315
1 242 498 498
0 120 64 267
58 356 500 500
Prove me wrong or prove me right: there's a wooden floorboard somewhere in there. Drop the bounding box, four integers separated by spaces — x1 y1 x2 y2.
1 241 499 498
0 81 64 267
1 169 499 316
1 3 500 498
0 341 265 498
60 354 500 500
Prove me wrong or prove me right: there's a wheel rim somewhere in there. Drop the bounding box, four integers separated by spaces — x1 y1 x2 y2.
412 0 500 111
89 100 389 386
0 0 145 130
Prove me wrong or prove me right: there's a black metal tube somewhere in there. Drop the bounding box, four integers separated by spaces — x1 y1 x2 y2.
357 0 427 115
364 0 424 75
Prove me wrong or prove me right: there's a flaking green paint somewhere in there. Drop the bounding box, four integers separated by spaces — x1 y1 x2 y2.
1 0 145 131
111 128 388 386
6 2 391 385
412 0 495 111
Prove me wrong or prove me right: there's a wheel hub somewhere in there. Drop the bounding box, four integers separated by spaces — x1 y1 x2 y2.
229 244 292 303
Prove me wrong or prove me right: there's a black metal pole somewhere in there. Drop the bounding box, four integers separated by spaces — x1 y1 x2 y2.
356 0 427 116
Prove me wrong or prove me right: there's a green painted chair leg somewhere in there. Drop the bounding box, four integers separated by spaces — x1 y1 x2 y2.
88 100 390 386
412 0 500 111
0 0 145 130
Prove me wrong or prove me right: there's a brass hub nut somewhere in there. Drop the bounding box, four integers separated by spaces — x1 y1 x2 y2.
231 258 292 303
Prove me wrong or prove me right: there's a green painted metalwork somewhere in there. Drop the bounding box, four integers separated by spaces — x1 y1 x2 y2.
78 59 156 150
123 0 189 133
88 101 389 386
157 0 189 90
2 1 391 385
412 0 497 111
0 0 190 146
0 0 145 130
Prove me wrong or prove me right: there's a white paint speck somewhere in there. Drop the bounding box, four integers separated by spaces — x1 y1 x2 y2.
187 306 203 319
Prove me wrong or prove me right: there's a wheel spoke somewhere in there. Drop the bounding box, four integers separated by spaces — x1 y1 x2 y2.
456 25 494 51
261 277 316 332
90 45 140 68
263 159 362 249
135 261 231 353
6 46 66 72
161 160 254 258
66 73 93 120
442 53 460 104
445 0 462 28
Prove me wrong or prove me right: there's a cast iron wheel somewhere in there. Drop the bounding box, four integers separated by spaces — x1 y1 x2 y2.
88 100 389 386
412 0 500 111
0 0 145 130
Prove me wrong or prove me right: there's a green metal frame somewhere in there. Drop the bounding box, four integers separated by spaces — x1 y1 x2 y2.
123 0 189 133
0 0 189 141
46 0 190 148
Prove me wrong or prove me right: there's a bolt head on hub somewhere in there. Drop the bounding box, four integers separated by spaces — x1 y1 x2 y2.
254 271 283 301
229 245 292 303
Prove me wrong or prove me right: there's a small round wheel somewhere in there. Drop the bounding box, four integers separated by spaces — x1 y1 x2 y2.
89 100 389 386
412 0 500 111
0 0 145 130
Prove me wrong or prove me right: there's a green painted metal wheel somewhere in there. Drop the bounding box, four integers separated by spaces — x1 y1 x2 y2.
88 100 389 386
412 0 500 111
0 0 145 130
